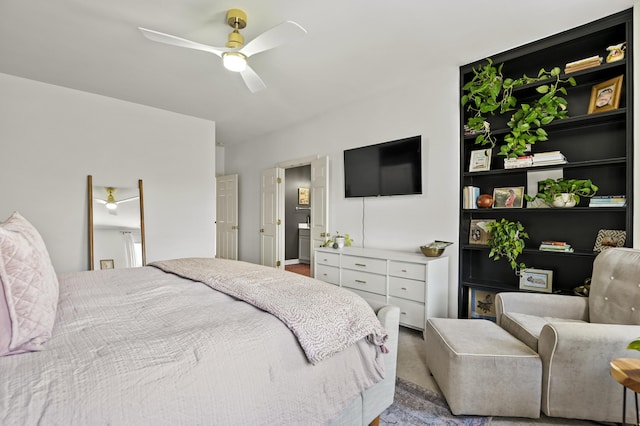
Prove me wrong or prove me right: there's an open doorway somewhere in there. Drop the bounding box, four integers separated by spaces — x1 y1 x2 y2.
284 165 311 277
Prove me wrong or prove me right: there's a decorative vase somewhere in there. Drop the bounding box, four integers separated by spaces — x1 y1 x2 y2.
335 237 346 248
477 194 494 208
551 193 577 208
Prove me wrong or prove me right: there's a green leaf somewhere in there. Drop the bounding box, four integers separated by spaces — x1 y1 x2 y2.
627 340 640 351
536 85 549 94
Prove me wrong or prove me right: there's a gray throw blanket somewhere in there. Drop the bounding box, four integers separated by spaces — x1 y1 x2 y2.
149 257 388 365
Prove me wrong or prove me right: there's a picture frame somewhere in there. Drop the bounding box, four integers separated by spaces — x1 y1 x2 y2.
492 186 525 208
468 219 495 245
519 268 553 293
469 148 492 172
100 259 114 270
587 75 623 114
468 288 497 321
298 187 310 205
593 229 626 252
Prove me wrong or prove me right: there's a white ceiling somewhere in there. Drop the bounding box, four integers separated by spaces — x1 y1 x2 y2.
0 0 634 146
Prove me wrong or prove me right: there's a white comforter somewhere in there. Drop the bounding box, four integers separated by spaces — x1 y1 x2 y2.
0 266 385 425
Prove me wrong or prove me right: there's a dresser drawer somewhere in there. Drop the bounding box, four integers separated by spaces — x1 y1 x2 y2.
341 269 386 296
341 255 387 275
388 261 426 281
389 276 425 303
347 288 387 308
389 296 425 330
315 264 340 285
315 251 340 267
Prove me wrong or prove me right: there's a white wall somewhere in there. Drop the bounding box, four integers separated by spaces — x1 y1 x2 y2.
0 73 217 273
224 63 461 314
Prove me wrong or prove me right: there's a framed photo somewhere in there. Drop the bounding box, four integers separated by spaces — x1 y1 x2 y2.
100 259 114 270
469 148 492 172
593 229 626 252
492 186 525 208
587 75 623 114
469 219 495 245
298 187 310 205
468 288 497 321
519 268 553 293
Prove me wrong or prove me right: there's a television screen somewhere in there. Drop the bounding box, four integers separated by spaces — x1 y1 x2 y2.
344 135 422 198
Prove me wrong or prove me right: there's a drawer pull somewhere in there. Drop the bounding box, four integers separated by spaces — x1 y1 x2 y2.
322 273 328 276
401 269 408 272
401 312 407 315
355 279 367 284
401 287 407 290
355 263 367 267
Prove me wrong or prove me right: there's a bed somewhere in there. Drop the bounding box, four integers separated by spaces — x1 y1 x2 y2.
0 212 400 425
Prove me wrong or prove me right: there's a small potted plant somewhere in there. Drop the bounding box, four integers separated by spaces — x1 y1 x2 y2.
486 219 529 272
322 232 353 249
525 178 598 207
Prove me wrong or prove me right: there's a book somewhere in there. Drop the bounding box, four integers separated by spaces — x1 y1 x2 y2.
463 186 480 209
589 195 627 207
539 242 574 252
565 55 603 68
540 240 568 246
564 56 603 73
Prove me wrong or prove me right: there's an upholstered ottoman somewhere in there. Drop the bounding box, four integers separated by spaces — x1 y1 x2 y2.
425 318 542 418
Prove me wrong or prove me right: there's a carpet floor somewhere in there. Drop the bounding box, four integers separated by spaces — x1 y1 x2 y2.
381 377 491 426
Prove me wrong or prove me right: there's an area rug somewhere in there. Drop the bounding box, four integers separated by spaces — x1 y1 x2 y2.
380 377 491 425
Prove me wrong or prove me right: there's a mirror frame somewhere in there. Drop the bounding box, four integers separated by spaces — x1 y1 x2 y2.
88 175 146 270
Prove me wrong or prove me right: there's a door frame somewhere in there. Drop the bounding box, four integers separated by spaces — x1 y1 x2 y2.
276 155 329 275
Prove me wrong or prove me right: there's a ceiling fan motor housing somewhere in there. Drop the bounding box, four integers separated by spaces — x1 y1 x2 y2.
226 9 246 48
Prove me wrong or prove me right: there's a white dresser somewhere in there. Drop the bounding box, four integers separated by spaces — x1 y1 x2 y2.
314 246 449 330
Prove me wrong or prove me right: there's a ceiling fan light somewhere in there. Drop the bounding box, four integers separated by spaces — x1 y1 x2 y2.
222 52 247 72
106 202 118 210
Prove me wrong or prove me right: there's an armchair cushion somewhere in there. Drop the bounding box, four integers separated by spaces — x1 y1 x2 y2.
538 322 640 423
589 248 640 325
500 312 585 351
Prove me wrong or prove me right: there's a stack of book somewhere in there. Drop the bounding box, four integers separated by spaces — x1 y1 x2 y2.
463 185 480 209
531 151 567 167
589 195 627 207
564 55 603 73
539 241 574 252
504 151 567 169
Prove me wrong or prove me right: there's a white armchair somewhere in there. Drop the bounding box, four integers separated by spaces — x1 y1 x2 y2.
496 248 640 423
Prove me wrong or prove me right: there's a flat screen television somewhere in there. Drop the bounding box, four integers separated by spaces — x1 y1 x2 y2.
344 135 422 198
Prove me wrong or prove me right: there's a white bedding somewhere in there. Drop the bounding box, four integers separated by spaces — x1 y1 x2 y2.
0 265 387 425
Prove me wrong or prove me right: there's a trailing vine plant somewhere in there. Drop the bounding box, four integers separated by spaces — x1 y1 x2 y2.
486 218 529 272
461 58 577 158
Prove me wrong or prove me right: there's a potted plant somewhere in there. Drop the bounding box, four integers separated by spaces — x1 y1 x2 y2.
525 178 598 207
486 219 529 272
322 232 353 248
461 58 576 158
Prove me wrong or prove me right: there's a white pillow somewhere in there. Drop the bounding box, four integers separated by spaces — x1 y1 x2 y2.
0 212 59 356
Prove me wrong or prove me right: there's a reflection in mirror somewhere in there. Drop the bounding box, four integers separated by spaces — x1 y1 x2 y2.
88 175 146 270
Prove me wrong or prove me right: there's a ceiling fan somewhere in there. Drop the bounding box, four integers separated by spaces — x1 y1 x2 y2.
138 9 306 93
94 188 139 215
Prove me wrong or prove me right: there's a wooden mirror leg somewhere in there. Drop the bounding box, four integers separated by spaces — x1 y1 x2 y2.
369 415 380 426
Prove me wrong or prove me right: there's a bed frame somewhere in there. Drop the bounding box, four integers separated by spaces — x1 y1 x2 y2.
331 305 400 425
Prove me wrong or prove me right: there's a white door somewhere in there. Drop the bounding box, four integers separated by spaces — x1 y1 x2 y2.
215 174 238 260
260 168 284 268
310 157 329 276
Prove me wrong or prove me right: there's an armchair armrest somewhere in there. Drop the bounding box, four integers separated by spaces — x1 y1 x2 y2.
495 292 588 326
538 322 640 423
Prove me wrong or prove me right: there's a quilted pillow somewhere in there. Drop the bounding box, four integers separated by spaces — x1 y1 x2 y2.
0 212 59 356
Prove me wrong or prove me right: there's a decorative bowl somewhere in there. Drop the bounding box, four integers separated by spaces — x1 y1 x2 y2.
420 246 445 257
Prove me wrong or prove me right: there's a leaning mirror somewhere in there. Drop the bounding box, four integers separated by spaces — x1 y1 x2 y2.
88 175 146 270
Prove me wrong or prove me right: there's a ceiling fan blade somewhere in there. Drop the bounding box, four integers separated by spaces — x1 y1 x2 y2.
94 198 107 205
240 66 267 93
138 27 230 57
239 21 306 58
116 196 140 205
